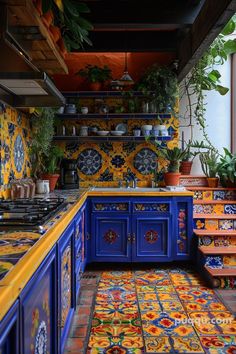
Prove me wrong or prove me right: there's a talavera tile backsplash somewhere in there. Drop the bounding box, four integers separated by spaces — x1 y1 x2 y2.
0 104 31 198
57 115 179 188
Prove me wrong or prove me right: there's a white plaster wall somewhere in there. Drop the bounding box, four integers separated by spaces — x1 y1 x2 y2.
179 59 231 174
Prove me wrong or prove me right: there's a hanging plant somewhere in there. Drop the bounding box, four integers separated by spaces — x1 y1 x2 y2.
41 0 93 51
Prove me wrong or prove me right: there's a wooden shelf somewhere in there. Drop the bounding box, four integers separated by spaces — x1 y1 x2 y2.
53 135 172 142
205 266 236 277
199 246 236 255
194 229 236 237
62 91 156 98
8 0 68 74
194 200 236 204
56 113 172 120
194 213 236 219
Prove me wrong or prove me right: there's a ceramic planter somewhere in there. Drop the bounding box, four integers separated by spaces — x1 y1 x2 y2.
41 174 60 191
89 82 102 91
180 161 193 175
164 172 181 186
207 177 219 188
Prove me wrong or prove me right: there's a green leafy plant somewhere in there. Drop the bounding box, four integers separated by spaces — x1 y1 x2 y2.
217 148 236 186
180 16 236 147
158 147 187 172
77 64 112 83
43 145 64 174
42 0 93 51
136 65 178 113
199 149 219 178
30 108 55 179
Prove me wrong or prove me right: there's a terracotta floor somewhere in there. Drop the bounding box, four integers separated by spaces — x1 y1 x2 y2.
65 266 236 354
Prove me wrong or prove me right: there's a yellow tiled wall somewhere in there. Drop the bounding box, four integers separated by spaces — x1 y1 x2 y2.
0 105 31 198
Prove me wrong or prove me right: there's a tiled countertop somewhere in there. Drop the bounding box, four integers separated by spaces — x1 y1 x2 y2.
0 188 193 321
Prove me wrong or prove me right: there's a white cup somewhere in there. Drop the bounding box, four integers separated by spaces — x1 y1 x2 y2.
81 107 88 114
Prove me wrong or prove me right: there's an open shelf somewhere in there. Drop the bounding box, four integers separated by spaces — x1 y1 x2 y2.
53 135 172 142
56 113 172 120
62 91 155 98
8 0 68 74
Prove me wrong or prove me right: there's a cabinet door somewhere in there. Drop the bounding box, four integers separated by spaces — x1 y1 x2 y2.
91 214 131 262
20 248 57 354
132 216 172 262
174 198 193 260
57 223 74 354
0 301 19 354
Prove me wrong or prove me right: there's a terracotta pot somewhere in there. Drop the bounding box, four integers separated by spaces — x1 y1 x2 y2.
89 82 102 91
41 174 60 192
49 25 61 43
41 10 54 28
180 161 193 175
164 172 181 186
207 177 219 188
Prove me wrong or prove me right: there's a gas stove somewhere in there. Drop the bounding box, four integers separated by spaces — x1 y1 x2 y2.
0 197 67 232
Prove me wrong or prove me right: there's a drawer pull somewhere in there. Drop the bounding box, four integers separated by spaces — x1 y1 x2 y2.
127 233 131 242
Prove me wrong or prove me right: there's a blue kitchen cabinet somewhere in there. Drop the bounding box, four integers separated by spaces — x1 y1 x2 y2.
91 214 131 262
0 301 19 354
57 222 75 354
20 247 57 354
132 216 172 262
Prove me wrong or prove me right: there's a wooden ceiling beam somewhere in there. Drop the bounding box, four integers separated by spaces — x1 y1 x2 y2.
177 0 236 82
73 31 177 52
85 0 204 25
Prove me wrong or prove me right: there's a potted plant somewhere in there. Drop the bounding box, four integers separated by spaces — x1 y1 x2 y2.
77 64 112 91
199 149 219 187
158 147 187 186
42 145 64 191
30 107 64 191
136 65 178 113
217 148 236 187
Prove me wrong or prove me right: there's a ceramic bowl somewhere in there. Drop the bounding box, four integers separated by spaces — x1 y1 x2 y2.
110 130 124 136
97 131 110 136
141 124 152 131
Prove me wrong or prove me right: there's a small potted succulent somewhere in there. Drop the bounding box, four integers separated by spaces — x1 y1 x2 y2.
199 149 219 187
77 64 112 91
158 147 187 186
217 148 236 187
180 142 194 175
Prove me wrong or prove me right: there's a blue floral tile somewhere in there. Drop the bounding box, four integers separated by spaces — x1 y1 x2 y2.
8 122 15 137
78 148 102 175
205 256 223 269
14 134 25 172
224 204 236 214
213 191 225 200
133 148 157 175
98 168 113 181
111 155 125 168
100 142 113 154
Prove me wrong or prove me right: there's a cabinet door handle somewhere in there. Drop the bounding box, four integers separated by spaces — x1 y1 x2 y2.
132 233 136 243
127 233 131 242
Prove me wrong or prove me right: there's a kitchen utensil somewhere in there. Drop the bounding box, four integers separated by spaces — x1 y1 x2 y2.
115 123 127 133
96 131 109 136
141 124 152 131
110 130 124 136
79 126 88 136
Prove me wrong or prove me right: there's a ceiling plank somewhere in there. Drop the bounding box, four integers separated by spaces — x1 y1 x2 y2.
177 0 236 82
73 31 177 52
85 0 205 25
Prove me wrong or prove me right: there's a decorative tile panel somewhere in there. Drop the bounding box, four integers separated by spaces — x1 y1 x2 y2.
223 255 236 267
193 191 203 200
134 203 169 212
93 203 129 212
177 204 188 253
205 220 218 231
61 245 71 327
205 256 223 269
57 110 179 187
202 191 213 201
219 220 233 230
0 104 31 198
224 204 236 214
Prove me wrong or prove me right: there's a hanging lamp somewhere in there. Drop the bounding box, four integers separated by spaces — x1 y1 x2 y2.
120 52 134 86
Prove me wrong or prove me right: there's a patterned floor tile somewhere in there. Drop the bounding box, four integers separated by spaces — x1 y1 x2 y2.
88 336 144 350
95 301 139 315
96 291 137 302
137 293 157 301
139 302 161 312
90 323 142 337
161 300 185 312
102 271 133 279
171 336 205 353
200 335 236 354
155 285 176 293
144 336 171 353
136 285 156 293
